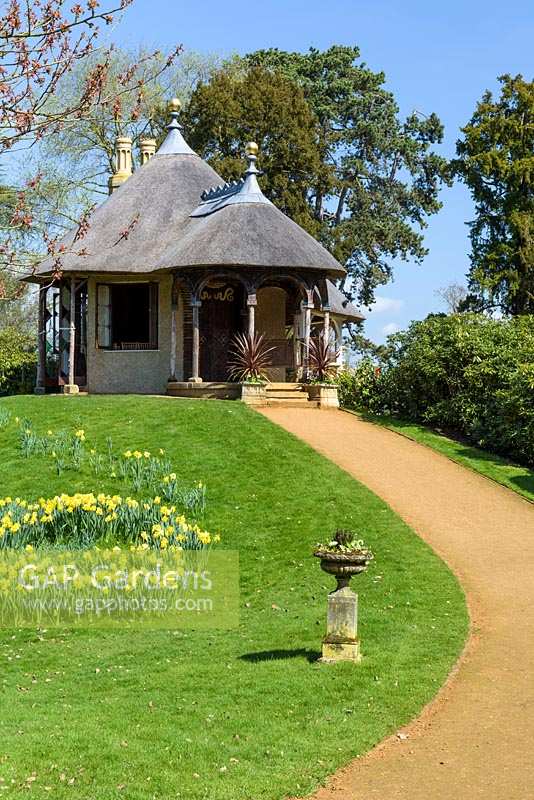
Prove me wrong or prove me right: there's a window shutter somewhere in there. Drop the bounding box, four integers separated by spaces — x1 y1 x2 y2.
97 284 111 348
149 283 158 349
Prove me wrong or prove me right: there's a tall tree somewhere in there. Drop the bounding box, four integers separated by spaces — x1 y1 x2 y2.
181 64 324 233
454 74 534 315
182 46 449 306
434 282 468 314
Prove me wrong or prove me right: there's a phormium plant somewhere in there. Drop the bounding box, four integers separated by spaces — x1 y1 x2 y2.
307 335 340 383
227 332 275 383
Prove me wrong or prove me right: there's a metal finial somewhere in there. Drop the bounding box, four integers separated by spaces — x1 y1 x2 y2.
155 97 196 156
168 97 182 114
166 97 183 131
245 141 260 175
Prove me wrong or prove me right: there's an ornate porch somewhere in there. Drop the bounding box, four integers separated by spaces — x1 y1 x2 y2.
168 268 340 387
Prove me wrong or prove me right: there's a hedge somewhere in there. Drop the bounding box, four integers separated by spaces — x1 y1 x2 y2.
0 326 37 395
339 314 534 467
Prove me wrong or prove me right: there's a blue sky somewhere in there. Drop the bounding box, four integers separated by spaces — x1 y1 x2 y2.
116 0 533 342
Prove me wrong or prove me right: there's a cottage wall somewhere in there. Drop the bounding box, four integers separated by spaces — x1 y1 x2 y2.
86 274 183 394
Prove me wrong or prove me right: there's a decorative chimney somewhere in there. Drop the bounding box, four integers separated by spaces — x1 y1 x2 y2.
108 135 133 195
139 137 156 165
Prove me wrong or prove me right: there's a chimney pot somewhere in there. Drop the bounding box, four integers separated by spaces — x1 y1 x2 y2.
109 135 133 195
139 137 157 165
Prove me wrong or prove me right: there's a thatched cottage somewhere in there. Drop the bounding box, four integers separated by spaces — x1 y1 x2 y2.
28 99 363 403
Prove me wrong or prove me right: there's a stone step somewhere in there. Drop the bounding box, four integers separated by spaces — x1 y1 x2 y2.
266 397 317 408
267 382 304 392
266 390 308 400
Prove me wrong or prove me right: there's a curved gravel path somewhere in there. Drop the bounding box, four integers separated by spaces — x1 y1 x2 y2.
260 407 534 800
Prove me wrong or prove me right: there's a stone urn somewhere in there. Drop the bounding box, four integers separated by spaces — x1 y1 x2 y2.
314 549 372 663
314 549 372 590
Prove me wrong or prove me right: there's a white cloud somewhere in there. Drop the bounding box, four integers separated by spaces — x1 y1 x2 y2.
369 296 404 315
382 322 401 336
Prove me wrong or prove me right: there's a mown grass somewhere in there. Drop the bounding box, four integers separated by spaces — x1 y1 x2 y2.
0 395 468 800
354 411 534 504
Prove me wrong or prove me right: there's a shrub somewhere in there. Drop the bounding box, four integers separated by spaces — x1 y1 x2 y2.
340 314 534 467
338 359 390 415
0 326 36 395
307 336 340 383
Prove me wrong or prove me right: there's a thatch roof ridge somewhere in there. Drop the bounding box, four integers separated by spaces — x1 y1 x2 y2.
152 200 345 276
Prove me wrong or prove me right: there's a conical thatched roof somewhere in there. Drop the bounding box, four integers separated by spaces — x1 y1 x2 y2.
31 120 346 279
153 202 345 276
32 150 223 277
152 144 345 277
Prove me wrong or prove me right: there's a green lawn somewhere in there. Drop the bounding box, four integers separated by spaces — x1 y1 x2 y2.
0 395 468 800
353 411 534 504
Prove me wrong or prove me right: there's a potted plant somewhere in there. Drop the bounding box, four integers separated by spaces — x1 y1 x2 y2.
227 332 275 405
305 335 340 408
314 529 373 590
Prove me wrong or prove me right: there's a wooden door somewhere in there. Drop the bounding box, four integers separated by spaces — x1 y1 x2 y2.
199 283 244 381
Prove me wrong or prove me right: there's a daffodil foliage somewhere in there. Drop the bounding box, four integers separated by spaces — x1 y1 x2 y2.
0 493 218 551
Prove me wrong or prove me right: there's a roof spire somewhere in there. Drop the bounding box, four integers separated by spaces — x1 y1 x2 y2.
243 141 262 192
155 97 196 157
190 140 272 218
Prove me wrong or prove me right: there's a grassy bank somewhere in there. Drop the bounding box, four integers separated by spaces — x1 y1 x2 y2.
0 395 468 800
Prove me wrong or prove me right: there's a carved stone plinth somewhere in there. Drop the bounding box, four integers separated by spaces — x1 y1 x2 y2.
320 585 361 663
240 383 267 406
305 384 339 408
63 384 79 395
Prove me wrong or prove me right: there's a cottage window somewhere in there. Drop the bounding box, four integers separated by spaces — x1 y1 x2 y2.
96 282 158 350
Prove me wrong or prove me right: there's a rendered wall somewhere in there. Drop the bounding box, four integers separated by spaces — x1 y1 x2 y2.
86 273 183 394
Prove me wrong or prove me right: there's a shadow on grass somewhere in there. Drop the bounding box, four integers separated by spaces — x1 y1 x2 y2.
510 474 534 496
240 648 320 664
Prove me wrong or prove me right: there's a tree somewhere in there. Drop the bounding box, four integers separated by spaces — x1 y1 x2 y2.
435 282 468 313
198 46 448 307
454 74 534 315
0 0 181 296
0 326 36 395
36 48 223 208
181 64 324 233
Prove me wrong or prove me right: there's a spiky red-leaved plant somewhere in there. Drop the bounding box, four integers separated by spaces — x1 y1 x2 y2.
308 335 340 382
227 332 275 383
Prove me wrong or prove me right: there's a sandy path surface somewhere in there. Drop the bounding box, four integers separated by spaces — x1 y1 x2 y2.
259 407 534 800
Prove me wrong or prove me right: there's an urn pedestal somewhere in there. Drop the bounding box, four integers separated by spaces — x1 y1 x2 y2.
314 550 371 663
322 585 360 662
